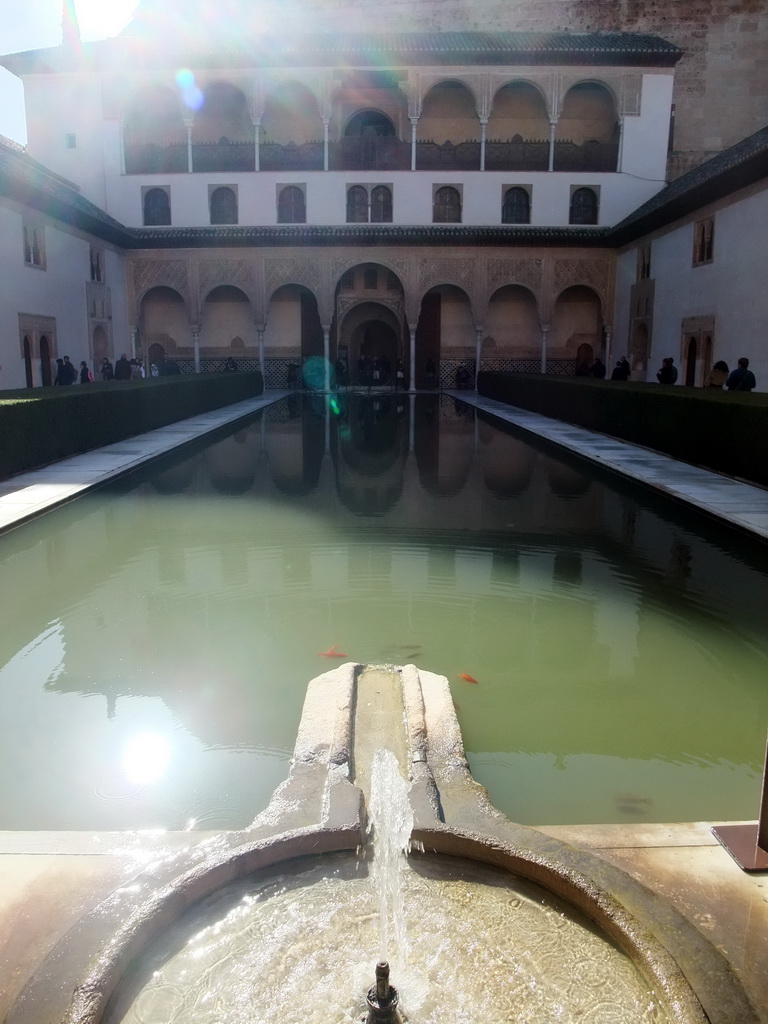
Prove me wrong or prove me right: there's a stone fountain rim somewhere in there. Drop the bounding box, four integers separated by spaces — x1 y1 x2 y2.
6 663 759 1024
41 817 747 1024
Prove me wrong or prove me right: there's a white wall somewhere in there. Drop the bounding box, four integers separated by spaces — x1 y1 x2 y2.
103 168 663 228
615 183 768 390
0 198 130 389
621 73 674 185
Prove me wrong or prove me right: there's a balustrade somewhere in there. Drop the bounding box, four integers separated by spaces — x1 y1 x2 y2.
124 136 619 174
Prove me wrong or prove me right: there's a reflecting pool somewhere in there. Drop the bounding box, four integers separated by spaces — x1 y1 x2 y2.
1 393 767 830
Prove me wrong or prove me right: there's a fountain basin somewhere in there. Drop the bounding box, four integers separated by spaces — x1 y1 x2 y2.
6 664 760 1024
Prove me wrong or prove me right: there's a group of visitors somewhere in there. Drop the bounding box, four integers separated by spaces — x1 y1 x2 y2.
656 356 756 390
53 356 95 384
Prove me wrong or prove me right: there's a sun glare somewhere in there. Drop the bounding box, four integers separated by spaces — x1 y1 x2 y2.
75 0 141 43
122 732 171 785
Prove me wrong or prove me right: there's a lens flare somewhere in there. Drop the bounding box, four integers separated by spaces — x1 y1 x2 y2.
175 69 204 111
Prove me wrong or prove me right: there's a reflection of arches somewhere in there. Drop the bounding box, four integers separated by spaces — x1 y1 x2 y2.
547 460 592 498
201 285 254 353
39 335 52 386
266 399 324 496
684 335 697 387
479 421 536 497
204 429 259 494
486 285 539 358
551 286 603 358
151 454 197 494
23 335 33 387
415 394 474 497
335 396 406 514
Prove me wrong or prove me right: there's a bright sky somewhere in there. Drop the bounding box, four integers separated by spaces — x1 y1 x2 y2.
0 0 140 144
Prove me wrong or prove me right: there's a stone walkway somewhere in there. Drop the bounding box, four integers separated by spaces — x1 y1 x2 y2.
455 392 768 542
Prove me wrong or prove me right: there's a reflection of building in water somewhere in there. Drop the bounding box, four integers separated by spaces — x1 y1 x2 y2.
333 395 408 516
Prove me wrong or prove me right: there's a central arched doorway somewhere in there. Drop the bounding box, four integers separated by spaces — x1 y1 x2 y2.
341 304 401 386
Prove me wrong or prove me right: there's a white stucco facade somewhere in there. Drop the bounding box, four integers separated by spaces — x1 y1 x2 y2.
615 180 768 389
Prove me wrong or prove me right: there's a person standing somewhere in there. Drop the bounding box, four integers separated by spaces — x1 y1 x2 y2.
590 357 606 379
725 357 756 392
656 357 678 384
114 353 132 380
53 358 65 385
704 360 729 388
79 360 94 383
611 359 630 381
61 355 77 385
100 357 114 381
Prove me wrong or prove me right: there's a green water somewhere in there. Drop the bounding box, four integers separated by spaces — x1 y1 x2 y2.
1 393 766 829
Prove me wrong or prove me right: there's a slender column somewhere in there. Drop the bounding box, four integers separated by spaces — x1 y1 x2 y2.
548 119 557 172
616 116 624 173
253 118 261 172
323 119 330 171
474 328 483 388
256 327 266 380
192 326 201 373
409 117 419 171
479 119 488 171
408 392 415 452
119 120 126 175
540 324 550 373
323 326 331 390
184 118 194 173
604 326 613 375
408 324 417 393
129 326 138 359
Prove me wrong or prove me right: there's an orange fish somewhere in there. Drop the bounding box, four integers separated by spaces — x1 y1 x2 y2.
318 645 349 658
460 673 480 684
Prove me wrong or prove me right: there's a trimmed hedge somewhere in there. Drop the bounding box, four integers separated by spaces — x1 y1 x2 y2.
0 372 263 480
477 372 768 488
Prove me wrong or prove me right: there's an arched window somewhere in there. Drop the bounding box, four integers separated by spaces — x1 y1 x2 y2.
277 185 306 223
371 185 392 223
502 187 530 224
433 186 461 223
143 187 171 226
569 187 598 225
346 185 368 223
210 186 238 225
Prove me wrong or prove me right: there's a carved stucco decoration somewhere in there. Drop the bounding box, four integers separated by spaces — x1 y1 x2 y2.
330 255 410 289
132 259 191 306
553 257 611 305
199 259 255 303
336 293 404 325
419 257 475 296
18 313 56 357
264 256 321 299
486 257 544 302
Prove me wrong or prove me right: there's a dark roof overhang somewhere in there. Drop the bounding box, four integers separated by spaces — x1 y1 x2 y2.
0 31 682 76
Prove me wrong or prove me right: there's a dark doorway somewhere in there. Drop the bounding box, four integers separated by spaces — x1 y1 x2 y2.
39 335 52 386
